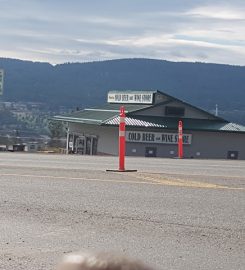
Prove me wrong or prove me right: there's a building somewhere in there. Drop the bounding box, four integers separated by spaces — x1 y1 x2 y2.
53 90 245 159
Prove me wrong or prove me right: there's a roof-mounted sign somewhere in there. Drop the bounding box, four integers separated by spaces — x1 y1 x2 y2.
0 69 4 95
107 91 154 104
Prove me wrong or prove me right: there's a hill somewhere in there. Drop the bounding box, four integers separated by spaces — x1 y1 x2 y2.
0 57 245 124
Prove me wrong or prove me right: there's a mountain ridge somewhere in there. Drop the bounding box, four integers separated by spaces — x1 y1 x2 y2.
0 57 245 124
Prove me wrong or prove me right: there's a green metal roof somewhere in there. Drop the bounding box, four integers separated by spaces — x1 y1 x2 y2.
52 103 153 125
93 103 153 112
53 107 245 133
53 110 113 125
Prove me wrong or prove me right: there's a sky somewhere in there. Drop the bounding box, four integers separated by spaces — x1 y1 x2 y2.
0 0 245 65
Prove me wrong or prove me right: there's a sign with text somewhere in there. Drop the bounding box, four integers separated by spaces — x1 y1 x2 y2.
107 92 154 104
0 69 4 95
126 131 192 145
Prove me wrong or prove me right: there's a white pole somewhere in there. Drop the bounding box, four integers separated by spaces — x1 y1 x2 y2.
66 125 69 154
215 104 218 116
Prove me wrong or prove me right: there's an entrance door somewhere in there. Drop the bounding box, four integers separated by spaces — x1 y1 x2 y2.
85 137 91 155
73 135 98 155
76 136 85 154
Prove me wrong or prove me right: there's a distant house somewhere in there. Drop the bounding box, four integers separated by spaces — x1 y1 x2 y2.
53 90 245 160
0 145 7 151
24 142 40 152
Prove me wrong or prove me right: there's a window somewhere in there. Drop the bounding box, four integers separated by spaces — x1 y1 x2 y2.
165 106 185 117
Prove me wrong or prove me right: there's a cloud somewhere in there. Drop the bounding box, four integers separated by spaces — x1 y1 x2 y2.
187 5 245 20
0 0 244 65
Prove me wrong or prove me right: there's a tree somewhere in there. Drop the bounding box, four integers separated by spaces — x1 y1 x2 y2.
48 120 65 138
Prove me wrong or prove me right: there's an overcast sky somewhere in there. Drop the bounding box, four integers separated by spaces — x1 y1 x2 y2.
0 0 245 65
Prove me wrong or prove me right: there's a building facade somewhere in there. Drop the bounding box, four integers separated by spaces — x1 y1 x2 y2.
53 90 245 160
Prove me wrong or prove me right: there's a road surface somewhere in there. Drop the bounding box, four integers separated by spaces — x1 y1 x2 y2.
0 153 244 270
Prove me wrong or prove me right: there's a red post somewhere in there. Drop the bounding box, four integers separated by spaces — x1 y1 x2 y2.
119 106 126 171
178 120 183 159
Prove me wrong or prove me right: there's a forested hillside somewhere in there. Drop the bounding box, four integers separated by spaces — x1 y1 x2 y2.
0 57 245 123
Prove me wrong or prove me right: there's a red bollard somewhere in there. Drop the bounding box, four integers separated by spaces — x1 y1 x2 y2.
106 106 136 172
119 106 126 171
178 120 183 158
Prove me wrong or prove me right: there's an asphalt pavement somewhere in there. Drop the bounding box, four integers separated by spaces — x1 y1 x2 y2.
0 152 244 270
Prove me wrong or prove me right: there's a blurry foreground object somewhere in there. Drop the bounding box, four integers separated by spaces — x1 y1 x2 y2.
56 251 154 270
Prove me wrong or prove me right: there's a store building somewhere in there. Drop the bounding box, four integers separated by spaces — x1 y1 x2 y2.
53 90 245 159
